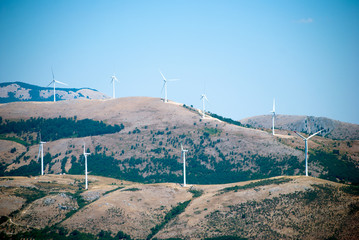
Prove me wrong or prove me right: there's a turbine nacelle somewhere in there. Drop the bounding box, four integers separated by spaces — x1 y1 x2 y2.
294 130 323 141
159 70 179 103
271 98 276 135
181 143 188 153
201 94 209 102
201 93 209 118
111 75 119 83
47 69 68 102
83 143 91 155
294 129 324 176
110 74 120 98
47 79 68 87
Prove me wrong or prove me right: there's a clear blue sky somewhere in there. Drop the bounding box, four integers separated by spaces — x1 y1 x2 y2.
1 0 358 124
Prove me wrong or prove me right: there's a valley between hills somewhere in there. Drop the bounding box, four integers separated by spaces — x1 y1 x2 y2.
0 97 359 239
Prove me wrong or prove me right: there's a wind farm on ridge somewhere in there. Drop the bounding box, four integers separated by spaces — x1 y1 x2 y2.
18 67 331 191
0 72 358 240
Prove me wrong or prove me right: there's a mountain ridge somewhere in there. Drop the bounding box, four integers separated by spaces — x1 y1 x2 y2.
241 114 359 140
0 81 109 103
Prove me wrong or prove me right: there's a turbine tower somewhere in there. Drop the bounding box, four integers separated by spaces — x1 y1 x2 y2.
270 98 276 135
37 135 46 176
110 74 119 99
200 93 209 118
181 143 188 187
294 129 323 177
159 70 179 103
48 68 68 102
83 143 91 190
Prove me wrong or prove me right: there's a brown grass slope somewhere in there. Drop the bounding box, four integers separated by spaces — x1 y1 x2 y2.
241 114 359 140
0 175 358 239
0 97 309 181
155 176 359 240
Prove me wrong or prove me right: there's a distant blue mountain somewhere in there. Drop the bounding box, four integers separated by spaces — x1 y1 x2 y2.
0 82 109 103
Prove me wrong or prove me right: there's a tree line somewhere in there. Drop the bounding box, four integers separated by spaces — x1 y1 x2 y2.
0 116 124 142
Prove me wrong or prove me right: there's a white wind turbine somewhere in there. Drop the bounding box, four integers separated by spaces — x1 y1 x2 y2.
181 143 188 187
48 68 68 102
159 70 179 103
83 142 91 190
294 129 323 177
200 93 209 118
110 74 119 99
36 134 46 176
270 98 276 135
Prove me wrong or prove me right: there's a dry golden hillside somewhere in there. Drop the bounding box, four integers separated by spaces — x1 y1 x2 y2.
0 175 358 239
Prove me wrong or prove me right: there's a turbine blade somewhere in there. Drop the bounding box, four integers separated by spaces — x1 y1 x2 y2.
111 75 119 82
294 131 306 140
181 143 183 151
47 80 54 87
37 146 41 161
307 129 323 140
51 67 55 80
273 98 275 112
159 70 166 81
54 80 68 86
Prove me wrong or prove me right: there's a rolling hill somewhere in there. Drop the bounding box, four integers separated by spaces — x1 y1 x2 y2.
241 114 359 140
1 97 359 239
0 97 358 185
0 82 109 103
0 175 358 239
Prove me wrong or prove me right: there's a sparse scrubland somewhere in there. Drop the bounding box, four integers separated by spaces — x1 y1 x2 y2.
0 175 357 239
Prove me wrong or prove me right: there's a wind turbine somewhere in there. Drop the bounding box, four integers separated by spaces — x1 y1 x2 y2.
294 129 323 177
110 74 119 99
36 134 46 176
83 142 91 190
159 70 179 103
200 93 209 118
47 68 68 102
270 98 275 135
181 143 188 187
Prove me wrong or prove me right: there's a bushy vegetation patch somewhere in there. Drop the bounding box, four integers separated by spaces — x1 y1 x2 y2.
122 187 141 192
188 188 204 198
205 236 247 240
0 227 132 240
103 186 124 195
0 135 28 146
3 152 53 177
218 178 292 194
147 200 191 240
0 117 124 144
313 150 359 184
341 184 359 196
14 187 46 204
